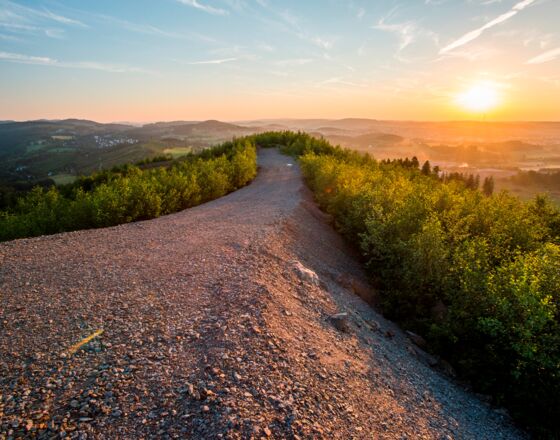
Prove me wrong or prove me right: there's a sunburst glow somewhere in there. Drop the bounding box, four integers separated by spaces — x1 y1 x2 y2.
456 83 500 113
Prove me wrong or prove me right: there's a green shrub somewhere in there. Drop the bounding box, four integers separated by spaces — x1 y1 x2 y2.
0 139 257 242
271 131 560 436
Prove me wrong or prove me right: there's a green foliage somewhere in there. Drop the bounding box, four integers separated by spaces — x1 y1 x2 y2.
135 153 174 165
0 139 257 241
273 131 560 436
511 168 560 189
483 175 495 196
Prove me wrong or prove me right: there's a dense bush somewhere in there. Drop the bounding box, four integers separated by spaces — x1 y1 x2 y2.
0 138 256 241
253 131 560 437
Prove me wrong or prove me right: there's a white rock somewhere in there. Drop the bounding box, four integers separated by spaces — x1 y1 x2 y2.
292 261 319 286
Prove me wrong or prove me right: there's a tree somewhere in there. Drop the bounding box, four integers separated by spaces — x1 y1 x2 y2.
421 160 431 176
483 176 494 196
467 174 476 189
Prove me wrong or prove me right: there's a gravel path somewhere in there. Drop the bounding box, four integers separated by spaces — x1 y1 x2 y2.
0 149 524 439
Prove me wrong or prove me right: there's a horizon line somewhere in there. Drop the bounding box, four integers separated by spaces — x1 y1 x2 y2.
2 117 560 125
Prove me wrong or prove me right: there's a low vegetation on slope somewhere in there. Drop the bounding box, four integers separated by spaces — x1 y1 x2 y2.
0 139 256 242
254 131 560 437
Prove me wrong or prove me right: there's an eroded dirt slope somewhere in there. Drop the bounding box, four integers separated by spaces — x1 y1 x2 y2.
0 149 524 439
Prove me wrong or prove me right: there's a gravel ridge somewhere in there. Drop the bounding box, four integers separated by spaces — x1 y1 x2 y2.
0 149 525 439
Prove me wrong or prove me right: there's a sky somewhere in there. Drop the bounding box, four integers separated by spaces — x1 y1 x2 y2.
0 0 559 122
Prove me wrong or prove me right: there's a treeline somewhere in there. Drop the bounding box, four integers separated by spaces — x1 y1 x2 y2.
0 139 256 242
381 157 495 195
253 131 560 437
511 169 560 189
0 154 180 212
0 178 55 211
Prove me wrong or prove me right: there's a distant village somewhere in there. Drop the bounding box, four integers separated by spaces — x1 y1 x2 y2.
93 135 139 148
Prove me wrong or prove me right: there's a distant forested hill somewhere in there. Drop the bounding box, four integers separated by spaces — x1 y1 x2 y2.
0 119 262 188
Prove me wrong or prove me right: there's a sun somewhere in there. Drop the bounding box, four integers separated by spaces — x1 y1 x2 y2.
456 83 500 113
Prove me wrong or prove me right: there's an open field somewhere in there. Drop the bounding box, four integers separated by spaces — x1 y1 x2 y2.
50 173 76 185
163 146 193 158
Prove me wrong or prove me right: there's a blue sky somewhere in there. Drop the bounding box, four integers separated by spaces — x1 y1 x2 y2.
0 0 559 121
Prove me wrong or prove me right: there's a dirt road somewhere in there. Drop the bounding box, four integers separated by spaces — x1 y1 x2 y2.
0 149 524 439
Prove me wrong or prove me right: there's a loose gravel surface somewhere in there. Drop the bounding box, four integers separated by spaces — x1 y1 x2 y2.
0 149 525 439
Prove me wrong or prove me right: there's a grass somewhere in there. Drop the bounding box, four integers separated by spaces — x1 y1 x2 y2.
163 146 193 158
26 142 46 153
51 173 77 185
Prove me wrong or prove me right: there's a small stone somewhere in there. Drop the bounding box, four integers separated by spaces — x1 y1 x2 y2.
70 400 80 409
406 330 427 349
328 313 350 333
263 426 272 437
202 405 210 412
293 261 320 285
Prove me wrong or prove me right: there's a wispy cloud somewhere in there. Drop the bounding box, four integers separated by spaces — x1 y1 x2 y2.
45 28 65 39
0 51 153 74
373 9 439 62
242 3 336 52
187 57 237 65
374 19 417 52
176 0 228 15
311 36 332 50
0 0 87 40
41 9 87 27
0 51 54 65
0 0 87 27
527 47 560 64
435 45 497 61
0 32 20 41
76 11 217 43
439 0 537 54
